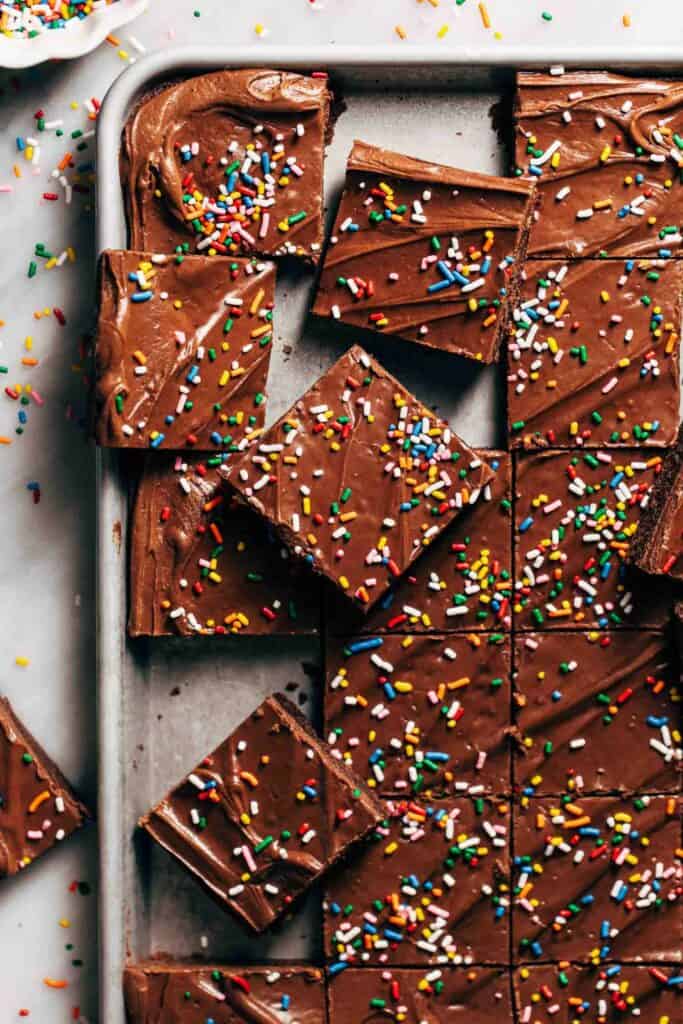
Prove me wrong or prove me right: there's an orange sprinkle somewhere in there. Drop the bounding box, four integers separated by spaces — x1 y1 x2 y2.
43 978 68 990
21 358 39 367
28 791 50 814
622 13 631 27
478 2 491 28
57 153 73 172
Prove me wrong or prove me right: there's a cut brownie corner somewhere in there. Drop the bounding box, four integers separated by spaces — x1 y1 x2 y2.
0 696 91 879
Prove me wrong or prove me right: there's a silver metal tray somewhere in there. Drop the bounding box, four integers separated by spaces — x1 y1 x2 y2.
96 47 675 1024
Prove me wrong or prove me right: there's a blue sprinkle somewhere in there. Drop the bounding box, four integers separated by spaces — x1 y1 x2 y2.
131 290 153 302
346 637 383 655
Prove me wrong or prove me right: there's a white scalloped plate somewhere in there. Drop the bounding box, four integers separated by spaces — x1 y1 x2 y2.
0 0 147 69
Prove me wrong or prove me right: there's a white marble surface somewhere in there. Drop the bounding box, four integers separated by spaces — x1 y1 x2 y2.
1 0 681 1018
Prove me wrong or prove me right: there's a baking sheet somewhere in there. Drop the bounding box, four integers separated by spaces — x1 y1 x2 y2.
95 48 670 1024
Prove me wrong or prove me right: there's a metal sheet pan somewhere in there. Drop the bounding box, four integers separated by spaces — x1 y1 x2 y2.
96 47 677 1024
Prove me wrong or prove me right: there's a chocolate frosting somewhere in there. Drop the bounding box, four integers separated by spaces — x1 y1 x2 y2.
632 423 683 579
120 69 330 260
327 450 512 635
226 345 493 613
514 448 679 629
509 258 682 448
328 966 511 1023
0 696 89 877
516 71 683 258
327 450 512 634
313 140 535 363
514 630 682 795
325 632 511 797
95 251 273 450
128 453 321 637
123 963 325 1023
141 694 383 934
512 794 682 963
325 796 511 965
514 963 682 1022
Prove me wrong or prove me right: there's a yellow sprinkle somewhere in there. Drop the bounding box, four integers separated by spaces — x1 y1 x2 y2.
437 24 449 38
249 288 265 316
395 24 407 39
15 656 29 667
622 13 631 27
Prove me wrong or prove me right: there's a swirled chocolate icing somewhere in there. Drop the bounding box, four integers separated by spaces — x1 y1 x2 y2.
140 694 383 934
127 453 321 637
225 345 493 613
508 257 682 449
515 71 683 258
120 69 330 261
95 250 273 450
123 963 325 1023
313 140 536 363
327 966 511 1023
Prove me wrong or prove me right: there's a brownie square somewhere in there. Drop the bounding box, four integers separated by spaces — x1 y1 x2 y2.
513 630 682 796
0 697 90 878
512 794 682 964
508 258 682 449
312 140 536 363
128 453 321 637
140 694 383 934
228 345 493 613
327 450 513 635
632 423 683 579
121 68 331 261
124 963 326 1022
513 448 680 630
513 963 682 1023
94 251 273 450
324 796 511 966
327 965 512 1022
325 632 511 797
515 70 683 259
